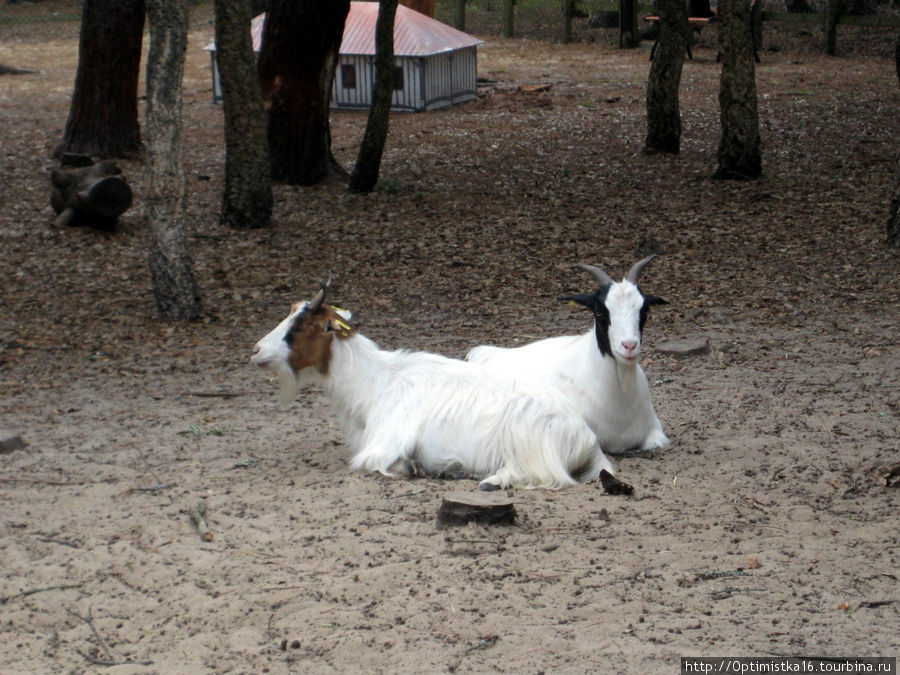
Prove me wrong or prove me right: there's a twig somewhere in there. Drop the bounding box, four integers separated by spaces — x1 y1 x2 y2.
127 483 175 493
188 391 247 398
33 534 81 548
73 648 153 668
66 608 113 661
0 476 90 486
1 583 83 604
189 498 213 541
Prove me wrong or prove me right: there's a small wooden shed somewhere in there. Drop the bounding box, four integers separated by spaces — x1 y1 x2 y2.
205 2 483 112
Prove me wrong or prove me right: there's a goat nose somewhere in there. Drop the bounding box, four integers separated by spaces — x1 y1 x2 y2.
621 340 638 352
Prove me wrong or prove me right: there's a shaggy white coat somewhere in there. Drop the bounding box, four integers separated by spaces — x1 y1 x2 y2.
467 280 670 454
252 303 615 490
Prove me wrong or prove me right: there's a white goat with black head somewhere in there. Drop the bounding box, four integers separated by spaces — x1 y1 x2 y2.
251 276 632 493
467 255 670 455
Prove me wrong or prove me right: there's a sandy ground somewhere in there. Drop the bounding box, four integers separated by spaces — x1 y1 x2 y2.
1 9 898 674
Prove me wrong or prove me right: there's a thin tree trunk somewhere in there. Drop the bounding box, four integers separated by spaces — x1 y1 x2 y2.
349 0 398 194
714 0 762 180
145 0 201 320
257 0 350 186
644 0 688 154
214 0 273 229
55 0 145 159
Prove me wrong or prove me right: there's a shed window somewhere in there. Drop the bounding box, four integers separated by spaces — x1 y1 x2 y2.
393 66 404 91
341 64 357 89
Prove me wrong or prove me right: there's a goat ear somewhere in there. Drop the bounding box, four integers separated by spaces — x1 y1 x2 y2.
644 295 668 306
324 317 353 337
559 293 597 310
332 307 352 321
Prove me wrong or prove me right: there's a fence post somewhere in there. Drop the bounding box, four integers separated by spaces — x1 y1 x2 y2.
503 0 514 37
453 0 466 31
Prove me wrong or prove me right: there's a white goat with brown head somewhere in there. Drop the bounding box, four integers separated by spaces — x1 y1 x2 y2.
467 255 670 454
251 276 631 493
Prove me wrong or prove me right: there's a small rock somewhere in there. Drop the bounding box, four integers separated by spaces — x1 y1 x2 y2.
655 338 710 358
0 434 27 455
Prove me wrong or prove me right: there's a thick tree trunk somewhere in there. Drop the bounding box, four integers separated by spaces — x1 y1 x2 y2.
56 0 145 159
214 0 273 229
145 0 201 320
714 0 762 180
644 0 688 154
349 0 398 194
888 156 900 249
257 0 350 186
400 0 434 16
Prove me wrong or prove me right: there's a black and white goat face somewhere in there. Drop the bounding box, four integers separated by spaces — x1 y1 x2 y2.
564 255 667 365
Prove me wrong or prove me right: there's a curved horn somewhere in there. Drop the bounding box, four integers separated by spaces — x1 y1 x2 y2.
625 254 657 284
574 263 614 287
308 271 332 312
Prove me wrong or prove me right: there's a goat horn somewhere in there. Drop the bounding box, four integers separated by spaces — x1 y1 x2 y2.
625 255 658 284
574 263 614 287
308 271 332 312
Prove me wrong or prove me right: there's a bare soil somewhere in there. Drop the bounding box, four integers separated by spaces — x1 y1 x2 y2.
1 12 898 674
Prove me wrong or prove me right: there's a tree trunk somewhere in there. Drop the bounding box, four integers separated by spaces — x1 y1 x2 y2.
453 0 466 31
145 0 201 320
400 0 434 16
888 156 900 249
644 0 688 154
618 0 639 47
257 0 350 186
784 0 813 12
714 0 762 180
214 0 273 229
349 0 398 194
56 0 145 159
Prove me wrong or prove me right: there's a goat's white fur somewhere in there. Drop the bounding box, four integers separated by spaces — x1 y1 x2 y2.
467 278 670 455
252 301 617 490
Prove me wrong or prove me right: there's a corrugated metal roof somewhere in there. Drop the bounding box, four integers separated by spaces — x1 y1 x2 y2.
208 2 482 57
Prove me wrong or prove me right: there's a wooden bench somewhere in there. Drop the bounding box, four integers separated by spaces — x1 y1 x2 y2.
644 0 760 62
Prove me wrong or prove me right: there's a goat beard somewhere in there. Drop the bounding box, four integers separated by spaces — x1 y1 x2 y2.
275 362 300 406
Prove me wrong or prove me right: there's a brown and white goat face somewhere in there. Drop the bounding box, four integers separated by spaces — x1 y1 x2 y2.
251 301 352 403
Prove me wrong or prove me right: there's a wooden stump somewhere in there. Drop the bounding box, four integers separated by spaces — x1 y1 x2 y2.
50 160 133 230
436 491 516 528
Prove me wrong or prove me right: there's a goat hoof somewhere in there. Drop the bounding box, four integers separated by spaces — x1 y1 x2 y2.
405 459 428 478
600 469 634 496
478 481 501 492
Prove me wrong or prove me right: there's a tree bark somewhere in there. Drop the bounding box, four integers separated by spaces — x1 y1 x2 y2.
56 0 145 159
214 0 273 229
644 0 688 154
349 0 398 194
888 156 900 249
714 0 762 180
145 0 201 320
257 0 350 186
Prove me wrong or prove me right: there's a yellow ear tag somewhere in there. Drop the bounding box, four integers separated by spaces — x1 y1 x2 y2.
331 318 353 337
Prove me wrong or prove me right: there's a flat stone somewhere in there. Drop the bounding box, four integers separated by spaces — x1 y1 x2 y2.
655 338 710 357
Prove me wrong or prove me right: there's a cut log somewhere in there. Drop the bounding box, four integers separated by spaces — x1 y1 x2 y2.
49 160 133 231
436 490 516 528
